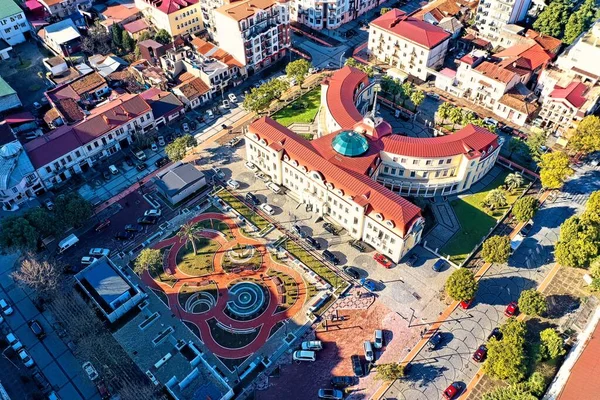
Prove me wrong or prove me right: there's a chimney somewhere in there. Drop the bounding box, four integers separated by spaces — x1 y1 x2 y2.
102 115 109 124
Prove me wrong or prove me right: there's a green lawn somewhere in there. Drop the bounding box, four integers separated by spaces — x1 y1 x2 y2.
194 219 234 240
221 244 262 273
176 238 220 276
217 191 270 231
272 88 321 127
440 170 527 264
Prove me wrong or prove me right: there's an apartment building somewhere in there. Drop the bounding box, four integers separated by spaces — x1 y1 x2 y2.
37 0 92 18
134 0 203 37
368 9 450 81
555 21 600 84
172 75 211 109
291 0 380 30
199 0 227 40
475 0 532 45
0 0 31 46
214 0 290 73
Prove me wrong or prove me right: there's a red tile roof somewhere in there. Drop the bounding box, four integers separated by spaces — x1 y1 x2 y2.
174 76 210 100
371 9 451 49
549 81 588 108
23 125 81 169
324 66 370 129
248 117 422 236
142 0 199 14
123 19 149 34
494 43 553 71
311 129 383 175
474 61 517 84
190 37 244 68
381 124 499 158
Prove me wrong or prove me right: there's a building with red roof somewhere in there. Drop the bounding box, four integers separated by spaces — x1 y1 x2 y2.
368 9 451 81
134 0 203 37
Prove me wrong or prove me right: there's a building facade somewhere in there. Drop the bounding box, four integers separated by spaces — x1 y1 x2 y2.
290 0 381 31
368 9 450 81
134 0 203 37
214 0 290 74
0 0 31 46
475 0 532 45
38 0 92 18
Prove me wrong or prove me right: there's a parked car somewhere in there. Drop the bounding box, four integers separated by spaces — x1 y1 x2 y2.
83 361 99 381
182 122 190 132
505 302 519 317
245 192 259 205
102 170 111 180
432 259 446 272
360 278 377 291
221 123 229 130
351 355 364 377
222 99 230 109
115 231 134 241
406 253 419 267
292 350 316 362
374 253 393 268
374 330 384 349
124 156 134 167
226 179 240 190
322 250 340 265
6 333 22 351
363 340 374 362
134 150 146 161
350 240 365 252
228 93 237 102
292 224 306 238
124 224 142 232
151 143 158 151
521 221 534 236
342 266 360 280
483 117 499 127
18 349 35 368
301 340 323 351
443 382 463 400
487 327 502 341
0 298 13 315
473 345 487 362
245 161 257 171
158 136 166 146
427 331 442 351
266 182 282 194
318 389 343 400
323 222 338 235
136 162 147 171
155 157 169 168
206 109 214 120
28 319 45 339
137 215 158 225
304 236 321 249
144 209 162 217
254 171 270 182
331 376 355 388
259 203 274 215
460 299 473 309
89 248 110 257
94 219 111 232
212 167 225 179
81 256 97 265
44 198 54 210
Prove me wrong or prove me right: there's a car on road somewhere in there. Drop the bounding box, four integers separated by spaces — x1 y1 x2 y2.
81 256 98 265
6 333 22 351
317 389 343 400
145 209 162 217
259 203 274 215
342 266 360 279
254 171 270 182
158 136 166 146
28 320 45 339
228 93 237 102
89 248 110 257
443 382 463 400
222 99 230 109
323 222 338 235
304 236 321 249
245 192 259 205
83 361 99 381
360 278 377 291
125 224 142 232
301 340 323 351
94 219 111 232
505 302 519 317
245 161 257 171
427 331 442 351
432 259 446 272
374 329 384 349
292 350 316 362
18 349 35 368
182 123 190 133
374 253 393 268
212 166 226 179
136 162 147 171
487 327 502 341
138 215 158 225
226 179 240 190
331 376 355 388
292 224 306 238
351 355 364 377
0 298 13 315
155 157 169 168
405 253 419 267
473 345 487 362
427 92 440 100
350 240 365 252
115 231 134 241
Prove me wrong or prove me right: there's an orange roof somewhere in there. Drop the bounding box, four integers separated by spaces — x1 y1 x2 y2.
216 0 280 22
190 37 244 68
495 43 553 71
525 29 562 54
248 117 422 236
474 61 517 84
324 66 370 129
39 0 64 6
174 77 210 100
413 0 461 21
102 4 140 21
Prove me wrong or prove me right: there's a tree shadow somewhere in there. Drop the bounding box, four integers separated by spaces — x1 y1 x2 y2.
531 205 576 229
545 294 581 319
403 361 449 385
476 276 538 305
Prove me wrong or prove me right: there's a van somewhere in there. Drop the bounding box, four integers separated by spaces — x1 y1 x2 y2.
134 150 146 161
109 165 119 175
322 250 340 265
266 182 282 194
374 330 384 349
58 234 79 253
363 341 374 362
301 340 323 351
293 350 316 362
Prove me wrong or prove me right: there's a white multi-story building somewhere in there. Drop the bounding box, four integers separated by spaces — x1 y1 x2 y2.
199 0 227 40
214 0 290 74
134 0 203 37
290 0 381 30
475 0 532 45
368 9 450 81
0 0 31 46
37 0 92 18
555 21 600 84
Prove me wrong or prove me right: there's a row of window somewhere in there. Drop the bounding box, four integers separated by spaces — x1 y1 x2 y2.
3 23 27 34
390 156 453 166
382 165 455 179
174 8 197 20
176 17 199 30
1 14 23 25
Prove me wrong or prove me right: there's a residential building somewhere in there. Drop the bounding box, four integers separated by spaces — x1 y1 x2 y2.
494 24 562 54
475 0 532 45
130 59 169 90
172 75 211 109
0 76 21 113
199 0 227 40
137 38 168 65
38 18 81 57
88 54 129 78
155 162 207 204
134 0 203 37
0 122 43 211
412 0 461 24
140 87 184 127
290 0 380 31
37 0 92 18
555 21 600 84
368 9 451 81
190 37 246 85
0 0 30 46
214 0 291 74
100 2 141 30
123 18 151 39
0 38 12 60
245 116 425 263
493 40 554 84
42 56 69 77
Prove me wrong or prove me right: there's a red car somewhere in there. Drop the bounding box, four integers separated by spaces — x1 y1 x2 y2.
460 299 473 309
443 382 463 400
374 253 393 268
472 345 487 362
505 302 519 317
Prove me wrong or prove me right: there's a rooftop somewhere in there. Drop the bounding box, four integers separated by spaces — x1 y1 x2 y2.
216 0 279 22
474 61 517 84
140 88 183 119
549 81 588 109
331 130 370 157
494 42 553 71
413 0 461 22
370 8 451 49
101 2 139 23
23 125 81 168
173 76 210 100
43 18 81 45
137 0 199 14
323 66 370 129
0 76 17 98
499 83 537 115
190 37 243 68
123 18 149 33
0 0 23 20
155 162 205 196
0 138 36 192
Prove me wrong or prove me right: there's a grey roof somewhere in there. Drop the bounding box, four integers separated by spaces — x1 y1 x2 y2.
78 258 132 310
156 163 204 196
148 93 183 119
44 19 81 45
439 17 463 34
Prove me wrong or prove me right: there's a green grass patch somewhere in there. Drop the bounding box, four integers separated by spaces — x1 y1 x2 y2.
284 240 348 291
178 282 218 313
17 60 32 70
176 238 220 276
194 219 234 240
149 248 178 287
221 244 263 273
268 269 301 310
217 191 270 231
272 88 320 127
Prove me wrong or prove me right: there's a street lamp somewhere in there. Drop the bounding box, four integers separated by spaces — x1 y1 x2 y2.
338 53 345 68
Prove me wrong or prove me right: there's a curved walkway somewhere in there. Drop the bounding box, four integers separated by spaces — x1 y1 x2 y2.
142 212 309 359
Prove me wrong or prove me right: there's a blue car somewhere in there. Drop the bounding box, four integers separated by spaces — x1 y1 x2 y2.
360 278 377 291
433 259 446 272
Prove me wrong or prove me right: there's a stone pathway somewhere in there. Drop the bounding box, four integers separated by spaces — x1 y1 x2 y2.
424 197 461 251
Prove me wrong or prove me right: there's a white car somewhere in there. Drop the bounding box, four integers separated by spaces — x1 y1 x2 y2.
292 350 316 362
211 167 225 179
182 123 190 132
254 171 270 182
158 136 166 146
228 93 237 102
222 99 230 109
6 333 22 351
266 182 282 194
89 248 110 257
144 209 162 217
245 162 257 171
151 143 158 151
226 179 240 190
206 110 214 120
260 203 274 215
81 256 97 265
82 361 99 381
0 298 13 316
18 349 35 368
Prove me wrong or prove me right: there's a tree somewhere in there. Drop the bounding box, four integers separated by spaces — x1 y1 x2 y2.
512 197 539 222
0 216 39 251
485 319 528 382
111 24 123 48
568 115 600 154
481 235 511 264
483 188 507 210
483 386 537 400
285 59 310 86
344 57 373 76
178 222 198 254
449 106 464 129
380 7 391 15
539 328 566 360
437 102 454 123
134 248 162 275
504 173 525 193
582 191 600 224
507 138 525 159
265 78 289 99
54 193 92 229
121 30 134 52
526 372 547 397
518 289 547 316
243 87 272 113
526 130 546 162
532 0 571 37
445 268 478 302
374 363 405 381
409 89 425 111
555 215 600 268
154 29 171 45
588 258 600 291
400 82 413 105
24 207 59 237
81 23 112 55
540 152 573 189
165 135 196 162
563 13 585 44
12 255 59 297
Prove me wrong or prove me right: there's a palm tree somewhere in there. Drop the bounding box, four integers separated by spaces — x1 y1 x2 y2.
461 111 477 125
449 107 464 130
437 102 454 123
401 82 413 106
507 138 522 159
178 222 198 254
505 173 525 192
484 188 507 210
410 89 425 111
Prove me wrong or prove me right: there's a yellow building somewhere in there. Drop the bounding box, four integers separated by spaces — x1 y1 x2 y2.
134 0 203 37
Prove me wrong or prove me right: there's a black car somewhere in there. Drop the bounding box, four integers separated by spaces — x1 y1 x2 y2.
331 376 355 388
136 162 147 171
115 231 134 241
350 240 365 252
487 327 502 341
323 222 338 235
292 224 306 238
406 253 419 267
137 215 158 225
28 320 45 339
124 156 134 167
221 123 228 130
351 355 364 377
304 236 321 250
94 219 111 232
322 250 340 265
245 192 259 206
342 266 360 280
125 224 142 232
427 331 442 351
155 157 169 168
499 125 514 134
102 171 111 180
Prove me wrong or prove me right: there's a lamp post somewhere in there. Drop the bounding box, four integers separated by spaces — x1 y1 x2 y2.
338 53 345 68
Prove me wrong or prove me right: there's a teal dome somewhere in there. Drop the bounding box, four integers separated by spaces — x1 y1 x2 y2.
331 130 369 157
